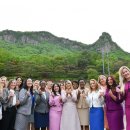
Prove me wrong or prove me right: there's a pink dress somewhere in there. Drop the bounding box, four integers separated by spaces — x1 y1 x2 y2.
125 81 130 130
49 95 63 130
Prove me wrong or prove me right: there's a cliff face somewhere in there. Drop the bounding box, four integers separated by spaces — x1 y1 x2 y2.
0 30 87 51
0 30 124 52
88 32 123 52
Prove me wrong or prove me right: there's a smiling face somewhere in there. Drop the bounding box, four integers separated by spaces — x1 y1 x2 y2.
1 77 7 87
54 84 60 92
90 80 98 91
26 78 33 88
99 75 106 86
107 77 113 86
9 80 16 90
65 80 72 90
122 68 130 81
16 78 22 87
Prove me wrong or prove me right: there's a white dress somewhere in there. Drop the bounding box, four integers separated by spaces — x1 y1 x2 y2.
60 90 81 130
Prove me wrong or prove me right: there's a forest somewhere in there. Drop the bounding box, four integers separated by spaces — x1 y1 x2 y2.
0 30 130 81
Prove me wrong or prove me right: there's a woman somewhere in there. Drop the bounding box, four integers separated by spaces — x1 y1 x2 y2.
105 76 124 130
15 76 23 107
72 80 79 90
0 79 3 125
34 80 49 130
119 66 130 130
49 83 62 130
60 80 81 130
0 76 8 129
14 78 33 130
98 75 109 130
77 79 89 130
46 81 53 94
28 80 40 130
2 79 17 130
86 79 104 130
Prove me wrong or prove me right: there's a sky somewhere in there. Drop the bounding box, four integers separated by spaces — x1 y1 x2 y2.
0 0 130 52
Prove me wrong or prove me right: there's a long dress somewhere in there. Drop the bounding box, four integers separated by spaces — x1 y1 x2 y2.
49 94 62 130
76 88 89 126
105 88 124 130
124 81 130 130
60 90 81 130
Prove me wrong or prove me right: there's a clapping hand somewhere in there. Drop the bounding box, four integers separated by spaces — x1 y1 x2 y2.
26 91 30 96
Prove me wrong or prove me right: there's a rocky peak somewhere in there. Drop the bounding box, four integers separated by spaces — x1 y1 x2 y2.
88 32 122 52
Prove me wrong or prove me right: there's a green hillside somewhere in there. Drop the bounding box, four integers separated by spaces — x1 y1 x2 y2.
0 30 130 80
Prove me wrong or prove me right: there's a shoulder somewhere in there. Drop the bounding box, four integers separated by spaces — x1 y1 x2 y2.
20 88 27 93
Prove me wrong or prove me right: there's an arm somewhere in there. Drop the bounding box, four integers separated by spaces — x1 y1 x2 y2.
72 90 77 102
1 88 9 104
86 94 90 105
61 90 67 103
19 89 29 106
98 95 104 105
115 87 124 103
109 90 117 101
115 92 124 103
49 95 55 106
34 93 41 105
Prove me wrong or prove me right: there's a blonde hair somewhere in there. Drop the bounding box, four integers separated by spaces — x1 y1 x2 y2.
89 79 99 92
98 75 106 84
65 80 73 90
119 66 130 93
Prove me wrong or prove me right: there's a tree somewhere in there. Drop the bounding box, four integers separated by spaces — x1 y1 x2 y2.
87 68 99 80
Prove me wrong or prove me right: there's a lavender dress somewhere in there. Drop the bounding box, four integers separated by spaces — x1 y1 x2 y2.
49 94 62 130
60 90 81 130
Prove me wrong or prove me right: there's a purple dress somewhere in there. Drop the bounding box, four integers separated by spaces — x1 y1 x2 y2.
125 81 130 130
105 88 124 130
49 95 63 130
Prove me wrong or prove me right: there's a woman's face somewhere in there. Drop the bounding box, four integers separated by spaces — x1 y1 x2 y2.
16 78 22 86
1 77 7 87
66 82 72 89
60 84 65 90
47 81 53 90
54 84 59 92
26 79 33 88
72 82 78 89
79 80 85 89
122 68 130 80
33 81 40 89
99 77 106 86
40 81 46 89
90 80 97 90
107 77 113 86
10 80 16 89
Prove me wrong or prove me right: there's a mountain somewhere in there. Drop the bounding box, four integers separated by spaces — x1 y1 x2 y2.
0 30 130 80
0 30 125 53
0 30 87 51
88 32 123 52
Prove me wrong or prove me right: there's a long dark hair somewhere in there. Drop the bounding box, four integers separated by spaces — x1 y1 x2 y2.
23 78 33 95
106 76 117 90
52 83 61 96
16 76 23 89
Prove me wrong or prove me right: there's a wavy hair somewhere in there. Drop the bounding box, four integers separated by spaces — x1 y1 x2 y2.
119 66 130 93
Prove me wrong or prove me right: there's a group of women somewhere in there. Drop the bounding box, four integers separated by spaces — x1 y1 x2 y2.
0 65 130 130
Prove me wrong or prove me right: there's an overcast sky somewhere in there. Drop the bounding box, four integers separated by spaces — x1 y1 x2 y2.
0 0 130 52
